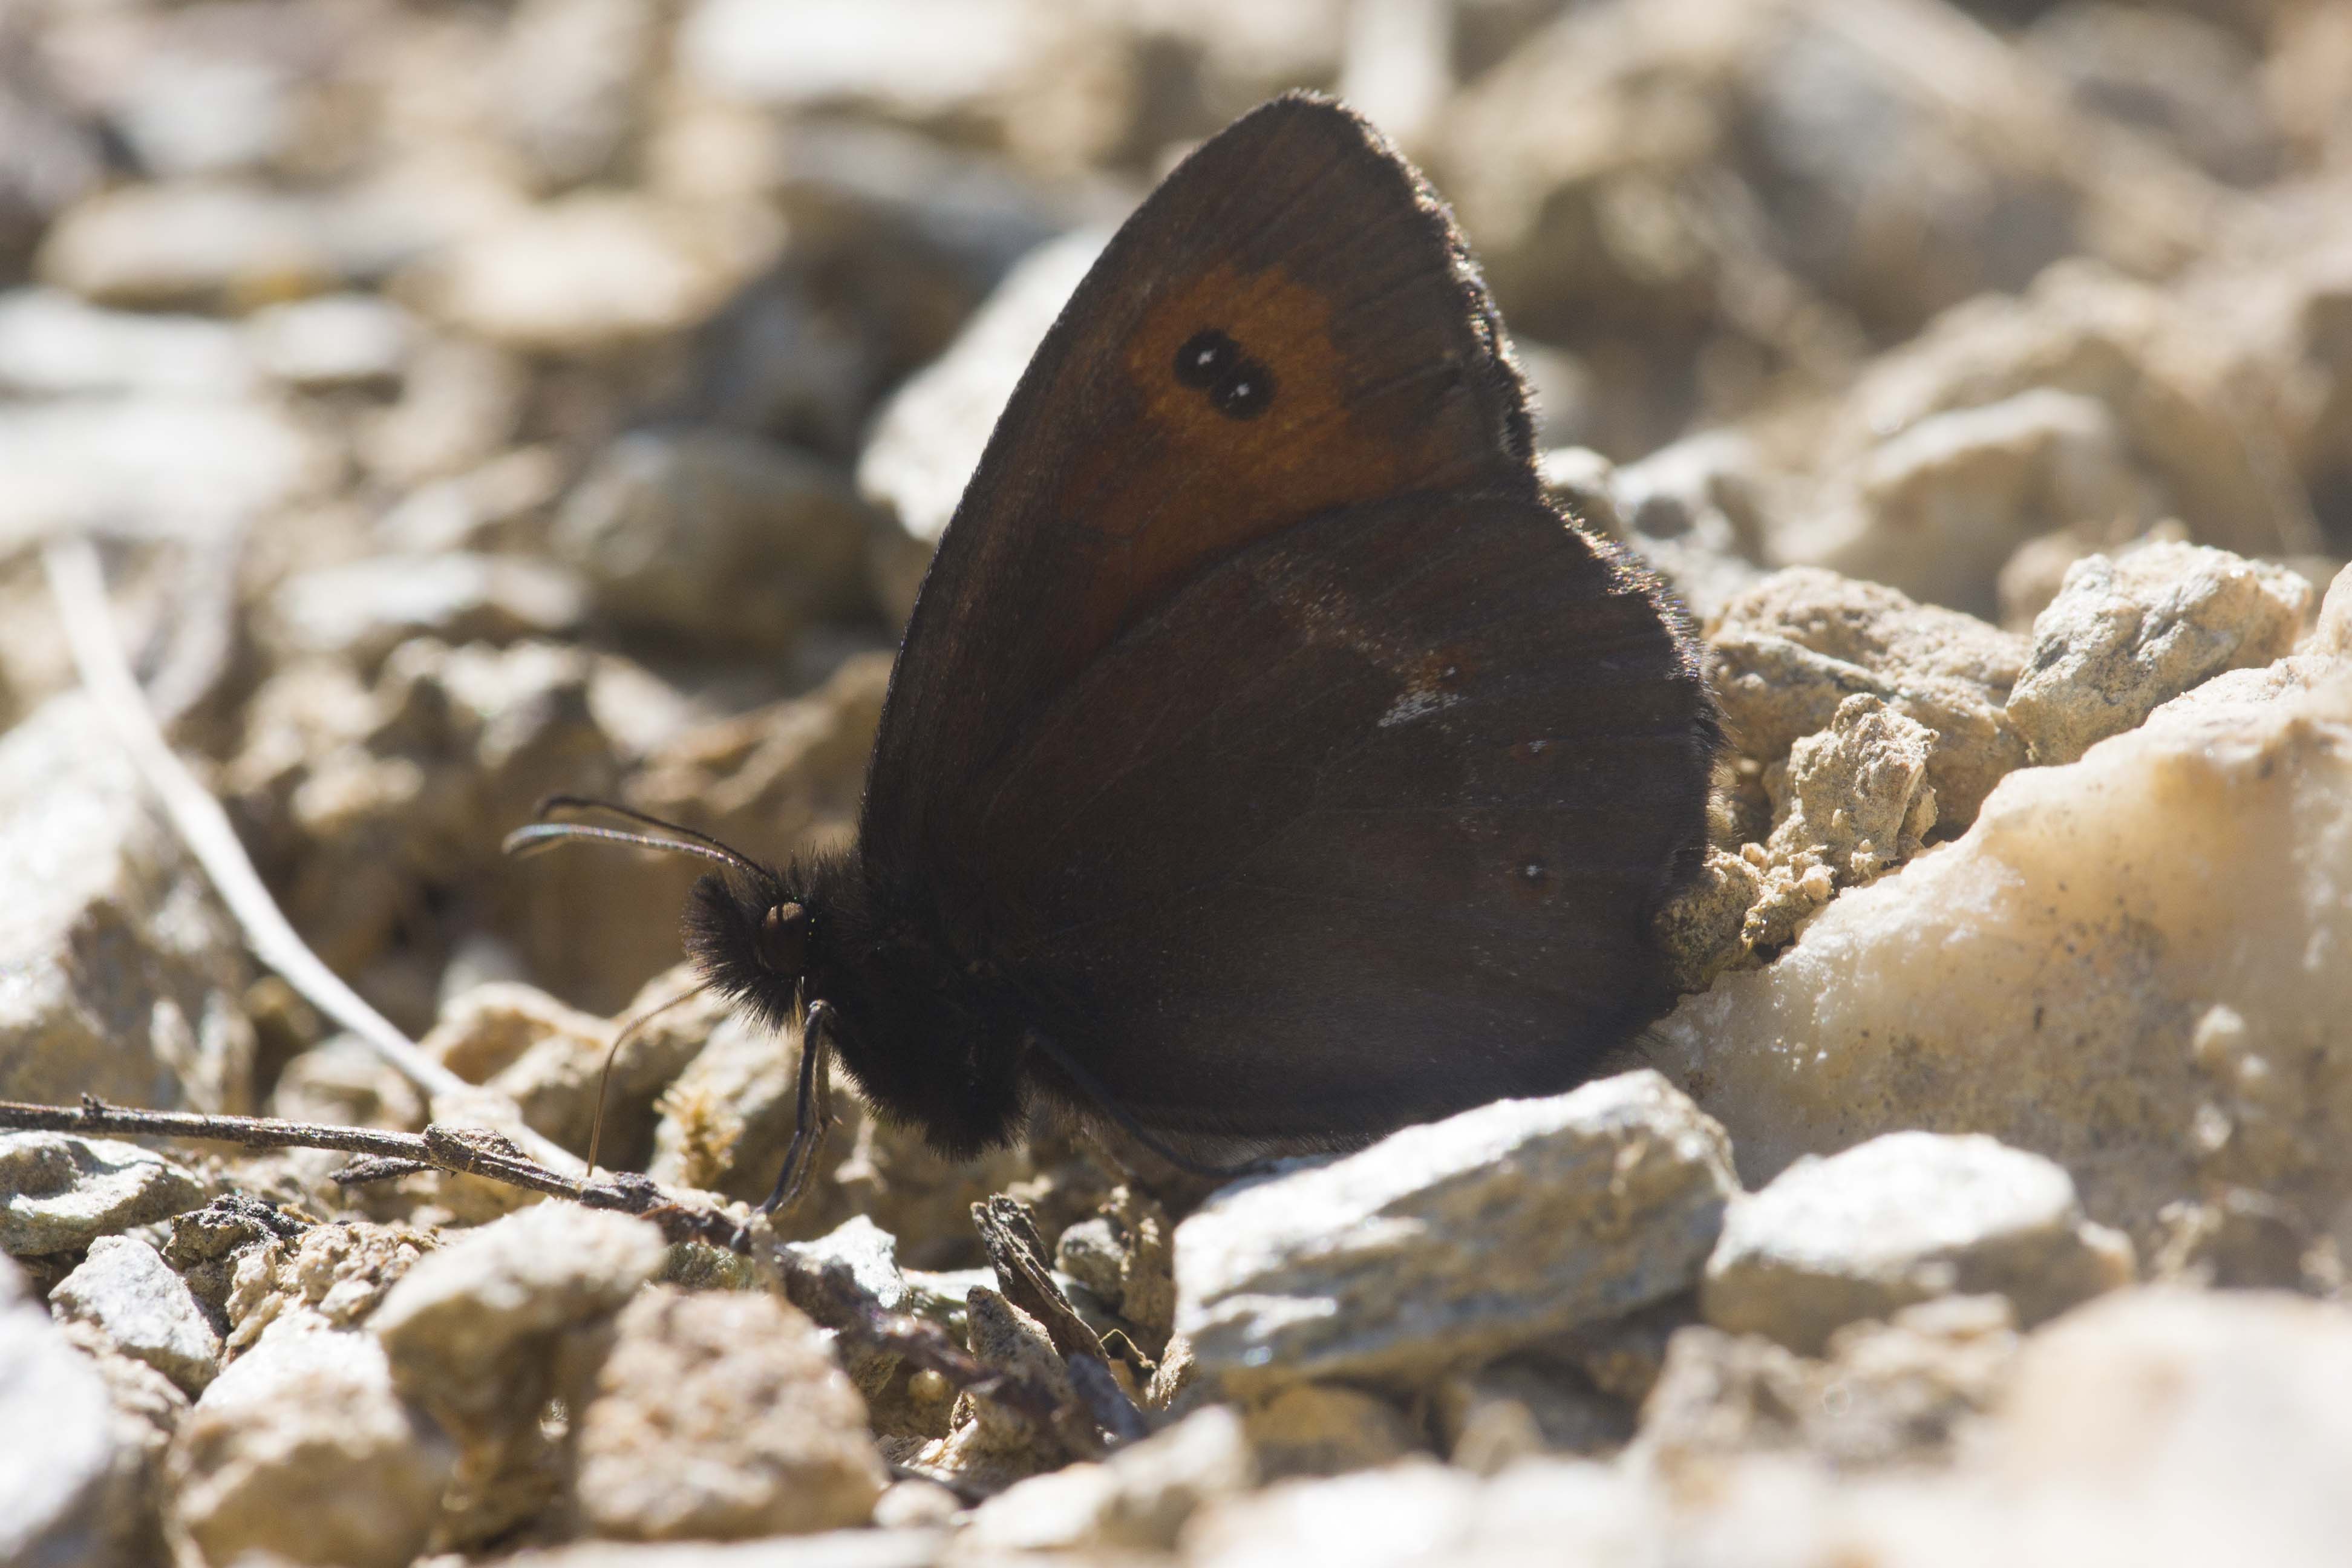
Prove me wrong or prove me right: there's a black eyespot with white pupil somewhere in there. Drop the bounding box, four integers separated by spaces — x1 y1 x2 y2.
1174 328 1276 421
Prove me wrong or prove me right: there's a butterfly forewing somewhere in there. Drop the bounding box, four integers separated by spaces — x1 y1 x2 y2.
863 95 1538 889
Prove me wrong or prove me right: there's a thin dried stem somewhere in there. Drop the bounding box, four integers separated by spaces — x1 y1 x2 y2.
39 537 579 1177
0 1096 743 1248
0 1093 1127 1442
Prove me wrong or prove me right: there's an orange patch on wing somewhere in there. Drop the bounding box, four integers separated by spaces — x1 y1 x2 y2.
1044 263 1431 658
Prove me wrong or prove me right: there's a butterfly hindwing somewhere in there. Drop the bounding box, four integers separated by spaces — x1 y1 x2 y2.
959 490 1715 1140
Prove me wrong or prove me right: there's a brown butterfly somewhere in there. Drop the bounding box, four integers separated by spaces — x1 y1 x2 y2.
514 93 1719 1209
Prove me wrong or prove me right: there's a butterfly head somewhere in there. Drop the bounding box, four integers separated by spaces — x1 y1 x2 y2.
683 867 813 1034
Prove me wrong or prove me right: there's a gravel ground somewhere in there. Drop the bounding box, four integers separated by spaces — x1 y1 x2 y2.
2 2 2350 1565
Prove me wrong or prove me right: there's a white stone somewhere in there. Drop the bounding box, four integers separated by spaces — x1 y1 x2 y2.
0 697 256 1116
369 1203 667 1422
856 230 1104 548
0 396 333 547
407 192 774 355
267 552 589 668
679 0 1050 118
1650 658 2352 1236
36 180 338 310
0 1134 211 1256
171 1321 453 1568
1701 1132 2130 1353
1174 1071 1737 1391
50 1235 224 1396
0 287 253 397
244 293 414 391
2008 540 2313 764
962 1405 1253 1552
0 1253 137 1568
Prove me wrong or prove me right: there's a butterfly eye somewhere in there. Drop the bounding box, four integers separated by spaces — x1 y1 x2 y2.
760 901 811 976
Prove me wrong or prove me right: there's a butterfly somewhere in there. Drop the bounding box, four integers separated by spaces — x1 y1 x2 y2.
512 93 1719 1210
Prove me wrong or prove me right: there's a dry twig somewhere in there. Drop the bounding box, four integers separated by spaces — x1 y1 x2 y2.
0 1096 1127 1448
0 1096 742 1248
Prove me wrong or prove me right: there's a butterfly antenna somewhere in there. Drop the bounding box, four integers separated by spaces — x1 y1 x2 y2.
501 796 771 881
1022 1029 1280 1183
584 982 710 1179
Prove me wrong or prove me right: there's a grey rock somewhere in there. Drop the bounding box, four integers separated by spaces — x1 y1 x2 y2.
370 1203 667 1429
0 287 253 397
1794 389 2163 621
163 1195 315 1322
910 1289 1074 1489
93 7 312 180
1984 1287 2352 1555
266 1034 428 1133
224 636 657 1017
1437 1357 1633 1474
780 1215 919 1313
1738 694 1939 953
0 697 256 1114
244 293 413 392
1191 1293 2352 1564
267 553 590 672
170 1322 454 1568
554 428 874 653
869 1480 960 1529
1240 1382 1426 1480
1701 1132 2132 1354
218 1220 432 1353
421 979 697 1166
1819 261 2317 573
1640 1294 2021 1475
2026 5 2281 186
565 1285 887 1540
2314 562 2352 656
0 1135 209 1258
1599 433 1770 621
2006 540 2313 764
375 446 565 557
1174 1071 1738 1391
49 1236 224 1396
682 117 1080 459
1054 1217 1126 1309
1707 567 2031 828
0 1253 145 1568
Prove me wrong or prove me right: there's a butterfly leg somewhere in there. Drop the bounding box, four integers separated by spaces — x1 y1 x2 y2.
760 999 838 1214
